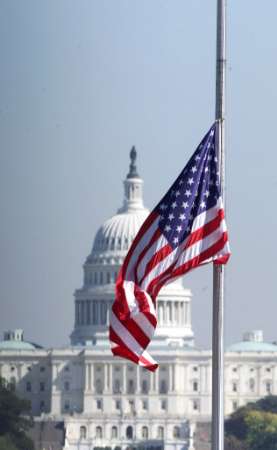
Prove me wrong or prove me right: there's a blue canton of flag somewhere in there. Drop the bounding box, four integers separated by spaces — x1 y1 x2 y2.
157 124 220 249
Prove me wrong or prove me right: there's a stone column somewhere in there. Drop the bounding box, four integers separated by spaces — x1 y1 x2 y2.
169 365 173 392
85 363 90 391
200 365 207 393
109 364 113 392
104 364 108 392
136 366 140 394
91 364 94 393
122 365 127 393
150 372 154 392
154 370 159 392
257 366 262 396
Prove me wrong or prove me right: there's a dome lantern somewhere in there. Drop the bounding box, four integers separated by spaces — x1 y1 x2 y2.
118 147 145 214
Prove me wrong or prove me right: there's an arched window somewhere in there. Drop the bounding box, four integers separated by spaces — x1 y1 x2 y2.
126 426 133 439
157 426 164 439
96 426 102 439
80 426 87 439
111 426 118 439
173 426 180 438
142 426 149 439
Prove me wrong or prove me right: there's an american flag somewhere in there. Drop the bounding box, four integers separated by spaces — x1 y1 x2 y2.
109 122 230 371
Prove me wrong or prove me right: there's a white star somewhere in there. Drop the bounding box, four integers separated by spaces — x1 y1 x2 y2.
210 129 215 136
179 179 184 185
176 225 182 233
214 156 218 162
173 237 179 244
189 213 194 220
175 190 180 197
200 201 206 209
185 189 191 197
165 224 171 232
171 201 177 209
204 167 209 173
191 166 197 173
208 154 212 161
186 225 191 232
159 203 167 210
179 213 186 220
207 142 211 148
188 177 194 185
168 213 175 221
182 201 189 209
204 190 210 198
195 154 201 161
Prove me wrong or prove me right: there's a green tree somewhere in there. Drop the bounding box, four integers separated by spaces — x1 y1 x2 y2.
224 434 248 450
0 377 34 450
0 435 18 450
245 410 277 450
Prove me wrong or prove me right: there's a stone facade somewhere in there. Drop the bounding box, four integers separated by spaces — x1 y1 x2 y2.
1 151 277 450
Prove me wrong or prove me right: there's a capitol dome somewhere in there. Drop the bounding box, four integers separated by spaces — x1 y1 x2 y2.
70 148 194 348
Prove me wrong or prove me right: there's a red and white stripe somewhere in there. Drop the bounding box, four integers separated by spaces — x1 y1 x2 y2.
109 198 230 371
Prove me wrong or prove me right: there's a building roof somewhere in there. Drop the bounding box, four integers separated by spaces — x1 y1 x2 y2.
227 340 277 353
0 329 43 351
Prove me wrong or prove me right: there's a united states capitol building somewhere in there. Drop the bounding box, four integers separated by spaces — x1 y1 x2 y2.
1 150 277 450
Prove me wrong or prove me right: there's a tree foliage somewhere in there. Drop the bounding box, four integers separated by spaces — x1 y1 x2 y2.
225 396 277 450
0 377 34 450
245 410 277 450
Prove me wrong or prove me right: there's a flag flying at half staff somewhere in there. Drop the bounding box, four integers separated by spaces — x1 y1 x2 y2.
109 122 230 371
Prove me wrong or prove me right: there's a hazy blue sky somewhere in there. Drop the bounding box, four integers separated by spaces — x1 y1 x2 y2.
1 1 277 349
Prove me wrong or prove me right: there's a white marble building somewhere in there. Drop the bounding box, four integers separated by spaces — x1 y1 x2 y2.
1 149 277 450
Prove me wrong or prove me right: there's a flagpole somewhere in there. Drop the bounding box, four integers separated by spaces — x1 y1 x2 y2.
212 1 226 450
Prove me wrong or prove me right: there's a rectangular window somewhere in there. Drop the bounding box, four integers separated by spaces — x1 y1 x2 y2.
96 399 102 410
40 382 45 392
115 400 121 410
26 382 31 392
142 400 148 410
128 379 134 394
161 400 167 410
193 400 199 411
193 381 198 392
